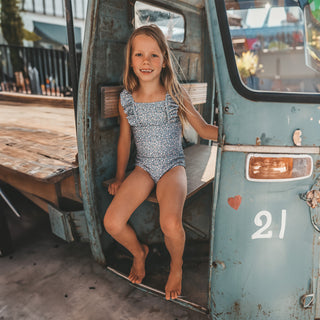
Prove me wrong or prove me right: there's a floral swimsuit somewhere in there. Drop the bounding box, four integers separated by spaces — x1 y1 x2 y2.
120 89 185 183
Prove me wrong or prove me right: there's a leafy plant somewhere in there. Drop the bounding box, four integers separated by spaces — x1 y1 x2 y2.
235 51 263 79
0 0 24 45
0 0 24 72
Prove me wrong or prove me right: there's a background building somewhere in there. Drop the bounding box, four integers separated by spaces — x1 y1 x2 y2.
0 0 88 96
20 0 88 49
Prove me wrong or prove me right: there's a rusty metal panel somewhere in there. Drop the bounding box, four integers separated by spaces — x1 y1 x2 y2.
206 0 320 318
48 205 74 242
48 205 89 242
210 151 320 319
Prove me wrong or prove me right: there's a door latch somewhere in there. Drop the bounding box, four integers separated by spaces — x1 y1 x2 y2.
301 293 314 309
300 280 314 309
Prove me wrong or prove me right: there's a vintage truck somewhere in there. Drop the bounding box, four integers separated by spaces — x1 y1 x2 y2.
1 0 320 318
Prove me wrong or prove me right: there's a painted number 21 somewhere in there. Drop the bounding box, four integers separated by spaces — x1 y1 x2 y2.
251 210 287 240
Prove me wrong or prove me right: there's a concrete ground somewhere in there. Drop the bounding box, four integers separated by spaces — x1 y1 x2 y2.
0 186 210 320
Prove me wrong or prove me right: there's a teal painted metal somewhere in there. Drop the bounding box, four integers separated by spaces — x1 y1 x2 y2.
206 0 320 319
77 0 106 265
48 205 74 242
211 152 320 319
75 0 320 317
48 205 89 242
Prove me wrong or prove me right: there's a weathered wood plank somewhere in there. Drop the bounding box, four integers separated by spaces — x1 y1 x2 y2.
0 92 73 109
0 165 60 205
147 144 217 203
0 127 77 183
21 191 50 213
0 103 77 183
0 152 75 183
0 127 77 164
0 105 76 136
103 144 217 203
101 83 208 119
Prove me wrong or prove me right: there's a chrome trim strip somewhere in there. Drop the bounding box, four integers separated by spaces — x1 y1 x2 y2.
223 145 320 154
106 266 209 314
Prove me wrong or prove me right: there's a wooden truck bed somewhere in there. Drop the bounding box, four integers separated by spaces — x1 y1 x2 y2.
0 96 81 209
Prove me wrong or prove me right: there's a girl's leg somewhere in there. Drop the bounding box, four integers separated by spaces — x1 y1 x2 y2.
156 166 187 300
104 166 155 284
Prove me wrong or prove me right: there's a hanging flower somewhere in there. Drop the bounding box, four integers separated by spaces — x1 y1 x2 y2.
235 51 263 79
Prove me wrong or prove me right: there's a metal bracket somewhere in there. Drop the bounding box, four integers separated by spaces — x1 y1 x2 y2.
219 133 226 152
0 187 21 219
72 167 82 201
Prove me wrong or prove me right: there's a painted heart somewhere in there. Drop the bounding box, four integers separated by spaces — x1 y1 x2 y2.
228 195 242 210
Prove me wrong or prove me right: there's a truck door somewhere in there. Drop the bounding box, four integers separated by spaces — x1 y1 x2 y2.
207 0 320 318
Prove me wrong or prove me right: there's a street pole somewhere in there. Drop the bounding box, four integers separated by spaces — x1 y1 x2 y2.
64 0 79 128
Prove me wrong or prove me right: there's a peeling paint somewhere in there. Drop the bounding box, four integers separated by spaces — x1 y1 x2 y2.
293 129 302 146
233 301 241 317
305 190 320 209
291 106 301 113
256 137 261 146
212 260 226 270
300 176 320 209
260 133 272 144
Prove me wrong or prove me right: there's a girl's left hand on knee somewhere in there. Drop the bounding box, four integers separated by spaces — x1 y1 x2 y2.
108 180 122 195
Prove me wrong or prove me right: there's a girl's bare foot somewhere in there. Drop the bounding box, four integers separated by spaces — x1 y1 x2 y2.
128 244 149 284
165 264 182 300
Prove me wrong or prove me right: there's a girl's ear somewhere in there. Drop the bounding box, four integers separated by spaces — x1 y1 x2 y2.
163 53 168 68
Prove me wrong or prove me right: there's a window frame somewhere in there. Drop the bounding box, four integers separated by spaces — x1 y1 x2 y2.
133 0 187 44
215 0 320 103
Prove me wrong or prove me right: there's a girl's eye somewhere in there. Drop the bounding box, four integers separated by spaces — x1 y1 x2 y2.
135 53 142 57
152 54 158 58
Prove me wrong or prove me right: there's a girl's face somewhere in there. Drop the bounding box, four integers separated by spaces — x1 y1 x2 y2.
131 34 165 85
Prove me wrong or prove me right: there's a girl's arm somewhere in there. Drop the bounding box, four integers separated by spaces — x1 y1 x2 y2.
108 100 132 195
183 90 218 141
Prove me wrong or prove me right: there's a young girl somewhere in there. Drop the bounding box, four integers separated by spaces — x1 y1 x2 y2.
103 24 218 301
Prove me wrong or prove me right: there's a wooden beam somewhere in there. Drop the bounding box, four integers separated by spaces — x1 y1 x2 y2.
21 191 50 213
0 165 60 206
101 83 208 119
0 92 73 108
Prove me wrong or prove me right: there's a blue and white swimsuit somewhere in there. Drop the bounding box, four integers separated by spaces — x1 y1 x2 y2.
120 89 185 183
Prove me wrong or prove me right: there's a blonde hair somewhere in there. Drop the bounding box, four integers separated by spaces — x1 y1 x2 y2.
123 24 188 121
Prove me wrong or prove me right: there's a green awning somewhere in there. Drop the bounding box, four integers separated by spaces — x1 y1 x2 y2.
33 21 81 48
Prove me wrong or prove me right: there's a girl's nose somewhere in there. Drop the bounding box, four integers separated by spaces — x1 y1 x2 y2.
143 55 151 63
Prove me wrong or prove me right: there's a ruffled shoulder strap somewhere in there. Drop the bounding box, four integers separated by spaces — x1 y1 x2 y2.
120 89 137 126
166 93 180 123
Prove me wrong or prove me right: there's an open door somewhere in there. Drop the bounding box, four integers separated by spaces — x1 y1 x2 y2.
77 0 217 315
207 0 320 318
